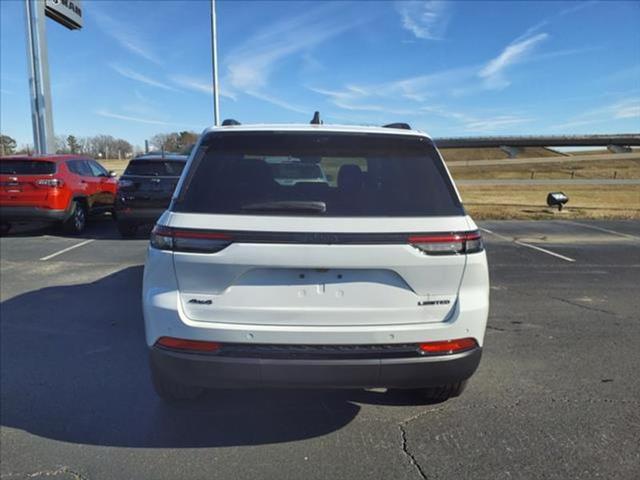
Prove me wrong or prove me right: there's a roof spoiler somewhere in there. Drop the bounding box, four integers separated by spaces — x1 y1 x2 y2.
383 123 411 130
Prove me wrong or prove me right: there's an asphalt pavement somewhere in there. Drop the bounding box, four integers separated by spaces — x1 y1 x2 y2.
1 217 639 480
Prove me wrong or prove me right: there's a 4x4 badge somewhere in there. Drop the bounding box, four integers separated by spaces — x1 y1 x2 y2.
188 298 212 305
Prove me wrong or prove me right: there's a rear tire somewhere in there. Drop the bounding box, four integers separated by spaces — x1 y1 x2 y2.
412 381 467 403
150 361 204 402
117 221 138 238
62 200 87 234
0 222 11 236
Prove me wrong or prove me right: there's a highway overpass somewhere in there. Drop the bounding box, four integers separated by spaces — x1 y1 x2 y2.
433 134 640 149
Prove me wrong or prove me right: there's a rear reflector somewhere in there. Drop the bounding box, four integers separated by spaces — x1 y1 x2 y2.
418 338 477 355
156 336 221 352
150 225 233 253
409 230 483 255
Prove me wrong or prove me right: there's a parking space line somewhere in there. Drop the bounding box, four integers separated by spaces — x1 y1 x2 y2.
40 239 95 261
561 220 640 241
480 227 576 263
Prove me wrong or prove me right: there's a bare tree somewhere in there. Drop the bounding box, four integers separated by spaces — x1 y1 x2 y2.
54 135 69 154
150 131 198 154
16 143 34 155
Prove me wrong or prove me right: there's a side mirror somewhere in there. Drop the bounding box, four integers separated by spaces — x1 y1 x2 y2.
546 192 568 211
108 171 117 178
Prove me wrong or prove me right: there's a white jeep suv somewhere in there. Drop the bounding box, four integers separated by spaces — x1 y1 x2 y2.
142 121 489 402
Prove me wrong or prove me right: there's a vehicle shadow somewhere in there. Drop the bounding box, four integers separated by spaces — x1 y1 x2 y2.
0 266 432 448
0 215 152 240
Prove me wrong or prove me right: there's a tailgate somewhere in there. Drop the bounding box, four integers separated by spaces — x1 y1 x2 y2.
0 174 51 205
170 214 469 327
119 175 177 208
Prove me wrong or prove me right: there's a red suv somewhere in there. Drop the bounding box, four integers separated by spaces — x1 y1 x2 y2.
0 155 117 234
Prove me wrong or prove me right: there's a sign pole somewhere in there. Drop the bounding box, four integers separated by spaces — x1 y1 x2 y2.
210 0 220 126
25 0 55 154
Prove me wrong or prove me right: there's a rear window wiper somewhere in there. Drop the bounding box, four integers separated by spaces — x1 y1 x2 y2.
241 201 327 214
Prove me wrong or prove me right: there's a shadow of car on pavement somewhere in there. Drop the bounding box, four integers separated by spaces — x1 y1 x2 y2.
0 215 152 240
1 266 440 448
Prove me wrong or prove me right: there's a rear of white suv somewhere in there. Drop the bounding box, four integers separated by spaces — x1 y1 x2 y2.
142 124 489 402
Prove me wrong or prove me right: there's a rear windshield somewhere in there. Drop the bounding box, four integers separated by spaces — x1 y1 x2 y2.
0 160 56 175
173 132 463 217
123 160 185 177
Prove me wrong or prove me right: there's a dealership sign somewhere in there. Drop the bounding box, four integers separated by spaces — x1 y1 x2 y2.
45 0 82 30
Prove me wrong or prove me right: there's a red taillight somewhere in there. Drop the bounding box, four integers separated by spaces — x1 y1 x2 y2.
156 336 221 353
418 338 477 355
408 230 483 255
35 178 64 188
150 225 233 253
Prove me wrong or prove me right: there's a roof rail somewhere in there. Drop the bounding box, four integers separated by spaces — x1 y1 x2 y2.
310 111 322 125
221 119 241 126
383 122 411 130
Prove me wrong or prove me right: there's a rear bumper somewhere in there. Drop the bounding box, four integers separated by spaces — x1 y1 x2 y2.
115 206 165 223
149 345 482 389
0 205 71 222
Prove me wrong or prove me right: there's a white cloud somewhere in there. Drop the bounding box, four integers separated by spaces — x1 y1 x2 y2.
420 105 532 133
550 98 640 130
395 1 450 40
310 27 553 111
110 64 177 91
170 75 236 101
223 4 362 95
95 110 199 128
463 115 532 132
479 33 549 85
95 110 173 126
215 3 366 114
611 99 640 118
308 66 477 112
245 91 308 114
514 0 597 42
91 10 161 65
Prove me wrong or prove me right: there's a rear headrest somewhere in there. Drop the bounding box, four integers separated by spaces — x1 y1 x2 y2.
337 164 363 190
231 159 273 184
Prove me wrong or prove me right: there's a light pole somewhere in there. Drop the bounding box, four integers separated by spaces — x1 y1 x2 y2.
25 0 55 154
210 0 220 126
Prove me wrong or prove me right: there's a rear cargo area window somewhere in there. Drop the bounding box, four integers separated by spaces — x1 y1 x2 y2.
173 132 463 217
124 161 185 176
0 160 56 175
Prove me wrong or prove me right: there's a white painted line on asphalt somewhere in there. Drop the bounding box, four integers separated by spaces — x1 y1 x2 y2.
39 239 94 261
561 220 640 241
513 240 576 262
480 227 576 263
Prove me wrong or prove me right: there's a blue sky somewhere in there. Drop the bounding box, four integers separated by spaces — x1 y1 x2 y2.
1 0 639 149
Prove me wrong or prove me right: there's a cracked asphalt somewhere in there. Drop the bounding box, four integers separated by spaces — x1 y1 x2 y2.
1 219 639 479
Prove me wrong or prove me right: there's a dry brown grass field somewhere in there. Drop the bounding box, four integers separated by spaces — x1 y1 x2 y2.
101 159 130 175
448 149 640 219
448 158 640 180
458 185 640 220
